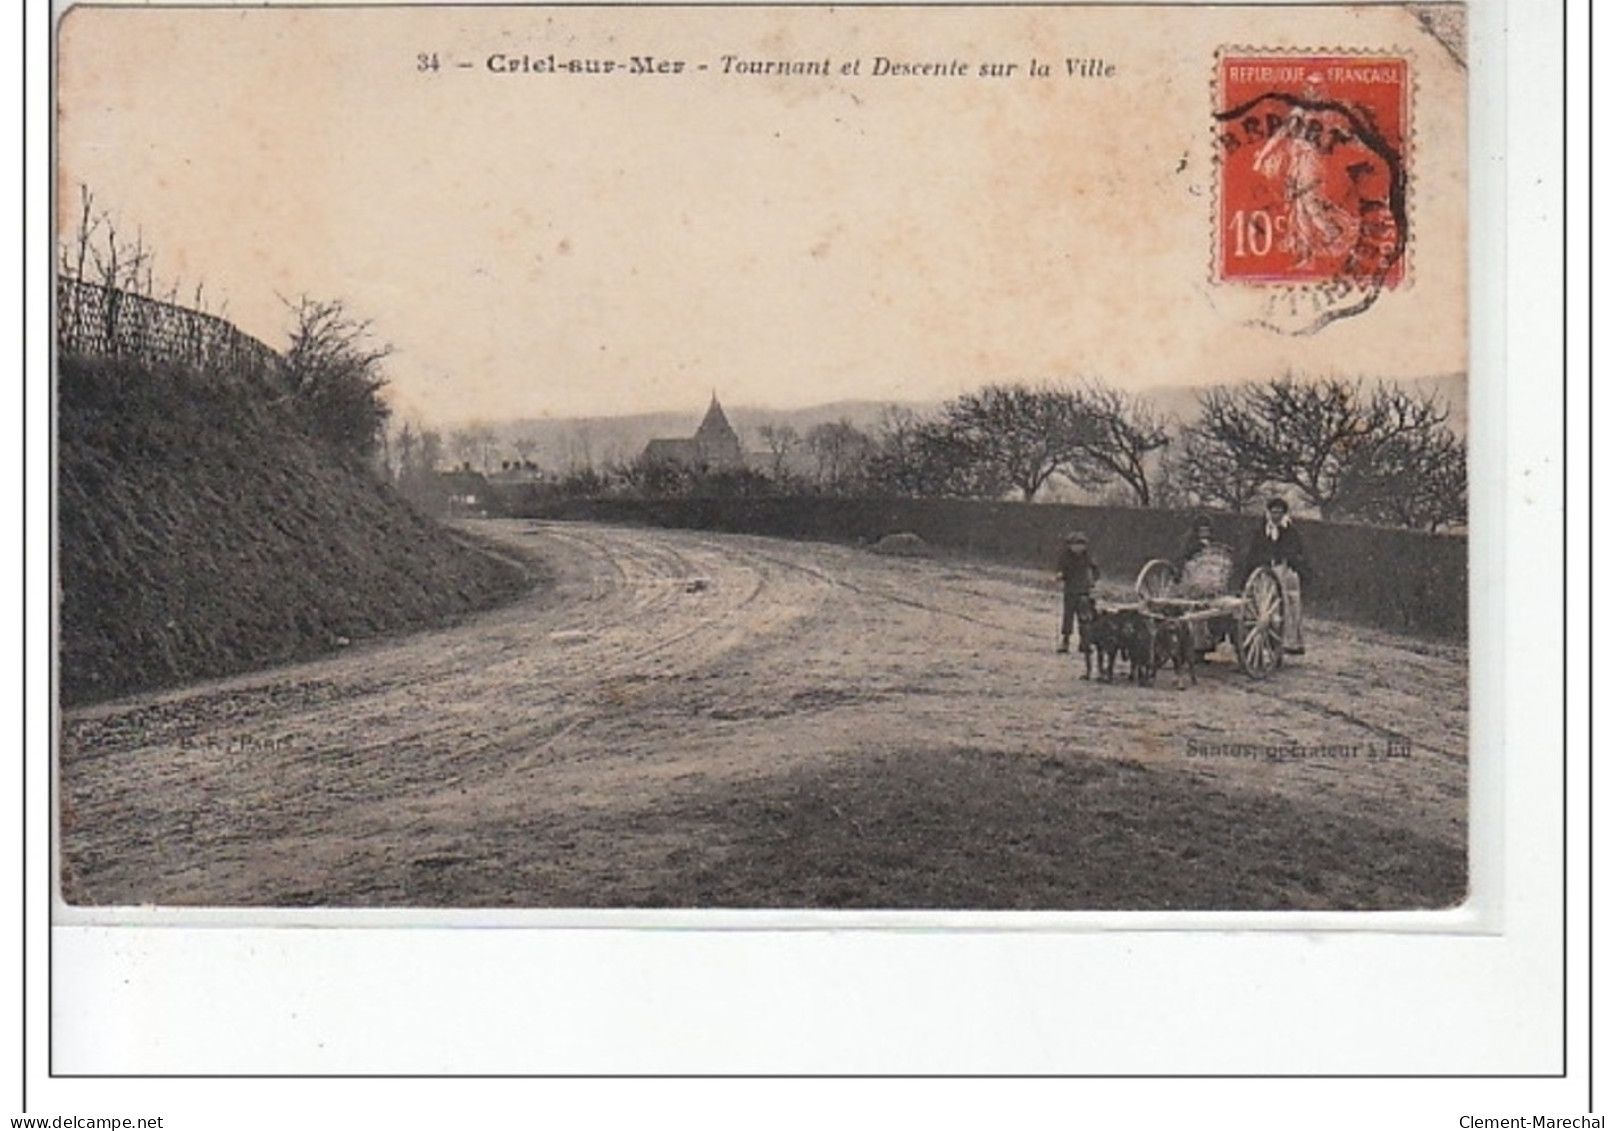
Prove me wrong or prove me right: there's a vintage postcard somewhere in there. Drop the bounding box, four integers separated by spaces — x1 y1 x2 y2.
55 3 1470 916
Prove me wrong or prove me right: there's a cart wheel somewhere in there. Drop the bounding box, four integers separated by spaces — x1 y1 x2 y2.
1237 567 1285 678
1136 559 1175 602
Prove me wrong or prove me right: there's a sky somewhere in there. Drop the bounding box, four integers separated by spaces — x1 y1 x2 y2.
57 4 1469 428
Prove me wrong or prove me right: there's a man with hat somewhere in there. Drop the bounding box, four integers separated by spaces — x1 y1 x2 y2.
1055 529 1100 656
1243 497 1311 654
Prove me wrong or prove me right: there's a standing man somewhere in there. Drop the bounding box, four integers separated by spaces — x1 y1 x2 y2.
1243 497 1312 654
1056 530 1100 656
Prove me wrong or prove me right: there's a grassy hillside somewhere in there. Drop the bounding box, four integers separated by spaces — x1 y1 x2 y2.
58 354 535 705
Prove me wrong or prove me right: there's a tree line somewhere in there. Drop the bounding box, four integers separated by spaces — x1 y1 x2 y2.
494 375 1463 533
387 381 1463 534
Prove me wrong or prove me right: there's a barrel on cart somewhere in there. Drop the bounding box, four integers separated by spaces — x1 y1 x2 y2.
1125 542 1291 679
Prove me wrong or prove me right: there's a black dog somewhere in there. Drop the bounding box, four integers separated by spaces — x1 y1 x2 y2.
1153 616 1197 689
1074 595 1100 679
1116 610 1156 685
1087 610 1122 682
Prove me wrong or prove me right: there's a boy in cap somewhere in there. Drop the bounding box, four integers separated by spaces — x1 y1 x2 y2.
1056 530 1101 655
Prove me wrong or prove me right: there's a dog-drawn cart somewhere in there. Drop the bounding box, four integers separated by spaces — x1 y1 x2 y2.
1128 542 1291 679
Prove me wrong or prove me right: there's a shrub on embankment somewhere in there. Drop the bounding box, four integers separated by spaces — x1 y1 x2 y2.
512 495 1466 640
58 354 534 705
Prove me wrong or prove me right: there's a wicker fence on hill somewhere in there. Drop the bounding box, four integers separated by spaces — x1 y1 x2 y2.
57 277 282 385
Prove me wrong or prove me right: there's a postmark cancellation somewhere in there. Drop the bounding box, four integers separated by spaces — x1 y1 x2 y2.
1213 50 1411 335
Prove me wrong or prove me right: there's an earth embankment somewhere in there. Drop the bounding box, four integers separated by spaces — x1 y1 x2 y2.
58 354 534 705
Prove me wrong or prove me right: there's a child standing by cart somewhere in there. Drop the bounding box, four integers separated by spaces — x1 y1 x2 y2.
1056 530 1101 656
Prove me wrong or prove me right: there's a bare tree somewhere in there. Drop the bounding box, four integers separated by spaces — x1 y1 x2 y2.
60 183 97 283
449 430 480 471
60 185 149 291
393 421 419 482
1065 380 1171 506
1191 376 1453 521
936 384 1095 501
1164 422 1269 514
417 429 444 476
865 407 1011 499
59 186 168 356
756 423 801 484
804 419 874 494
87 208 152 295
281 296 392 461
1337 423 1468 531
863 407 930 496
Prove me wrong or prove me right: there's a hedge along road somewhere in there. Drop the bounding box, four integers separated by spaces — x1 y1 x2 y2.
59 519 1469 910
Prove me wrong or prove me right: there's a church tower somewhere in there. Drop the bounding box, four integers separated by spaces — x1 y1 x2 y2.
691 393 744 468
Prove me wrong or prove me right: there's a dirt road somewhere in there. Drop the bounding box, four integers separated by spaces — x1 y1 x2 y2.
60 520 1468 910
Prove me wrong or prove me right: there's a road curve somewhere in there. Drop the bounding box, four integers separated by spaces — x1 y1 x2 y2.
59 520 1468 908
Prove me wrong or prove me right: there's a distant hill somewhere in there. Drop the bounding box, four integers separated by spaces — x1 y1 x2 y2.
462 399 940 472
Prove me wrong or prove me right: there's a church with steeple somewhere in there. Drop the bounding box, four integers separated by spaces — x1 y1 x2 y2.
639 394 746 471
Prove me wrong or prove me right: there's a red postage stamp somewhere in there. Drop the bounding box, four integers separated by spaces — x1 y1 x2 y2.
1215 53 1409 295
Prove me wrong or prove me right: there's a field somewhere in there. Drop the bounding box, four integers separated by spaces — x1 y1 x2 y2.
59 520 1467 911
